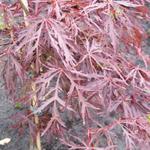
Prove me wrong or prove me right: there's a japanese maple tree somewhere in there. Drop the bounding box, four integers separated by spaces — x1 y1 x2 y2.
0 0 150 149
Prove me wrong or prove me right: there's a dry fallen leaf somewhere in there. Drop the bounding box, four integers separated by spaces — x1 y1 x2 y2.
0 138 11 145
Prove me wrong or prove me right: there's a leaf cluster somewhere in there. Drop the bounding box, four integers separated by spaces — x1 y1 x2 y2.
0 0 150 149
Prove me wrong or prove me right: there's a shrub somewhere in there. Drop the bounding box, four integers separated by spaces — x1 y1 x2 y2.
0 0 150 149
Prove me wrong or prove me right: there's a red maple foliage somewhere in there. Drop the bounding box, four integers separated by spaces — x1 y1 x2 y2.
0 0 150 149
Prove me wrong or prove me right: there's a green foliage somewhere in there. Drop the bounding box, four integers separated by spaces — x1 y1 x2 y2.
0 13 5 30
15 102 23 110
